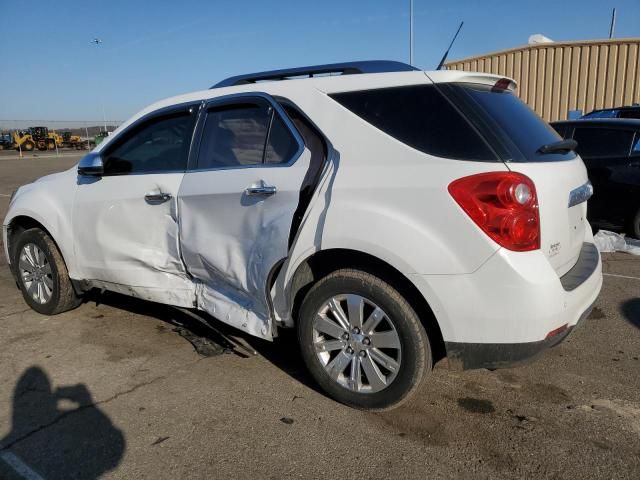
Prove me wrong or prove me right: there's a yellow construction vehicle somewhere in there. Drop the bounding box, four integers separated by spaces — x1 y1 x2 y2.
61 131 86 150
12 130 36 151
30 126 64 151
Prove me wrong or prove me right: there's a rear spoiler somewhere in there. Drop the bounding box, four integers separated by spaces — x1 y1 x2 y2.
425 71 517 91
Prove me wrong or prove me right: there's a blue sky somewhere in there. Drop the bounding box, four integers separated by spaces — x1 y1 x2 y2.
0 0 637 122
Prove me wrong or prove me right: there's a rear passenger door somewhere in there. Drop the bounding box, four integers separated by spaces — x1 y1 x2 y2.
177 95 311 339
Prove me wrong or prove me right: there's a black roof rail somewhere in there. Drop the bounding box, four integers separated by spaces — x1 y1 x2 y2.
211 60 419 89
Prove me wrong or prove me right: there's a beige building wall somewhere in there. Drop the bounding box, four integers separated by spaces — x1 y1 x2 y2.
445 38 640 121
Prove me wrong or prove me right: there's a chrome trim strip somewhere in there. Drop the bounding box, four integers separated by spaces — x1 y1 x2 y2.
568 180 594 208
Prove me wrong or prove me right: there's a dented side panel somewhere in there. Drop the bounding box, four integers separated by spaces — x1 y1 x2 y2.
72 173 196 302
178 151 311 340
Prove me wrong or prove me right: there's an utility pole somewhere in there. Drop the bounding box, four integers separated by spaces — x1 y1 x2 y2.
609 8 616 39
409 0 414 66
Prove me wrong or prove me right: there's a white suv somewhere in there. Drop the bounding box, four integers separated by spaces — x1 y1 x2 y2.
3 61 602 409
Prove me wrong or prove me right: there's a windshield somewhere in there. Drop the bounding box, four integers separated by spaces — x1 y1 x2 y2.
442 83 576 162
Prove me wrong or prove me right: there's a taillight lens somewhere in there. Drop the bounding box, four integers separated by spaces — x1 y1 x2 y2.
448 172 540 251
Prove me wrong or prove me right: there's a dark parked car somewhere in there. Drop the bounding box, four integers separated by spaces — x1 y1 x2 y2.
551 119 640 238
581 106 640 119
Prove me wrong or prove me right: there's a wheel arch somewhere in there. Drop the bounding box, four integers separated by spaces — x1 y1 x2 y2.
6 215 69 280
286 248 446 363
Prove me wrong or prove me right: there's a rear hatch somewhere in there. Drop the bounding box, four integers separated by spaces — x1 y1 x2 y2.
434 75 589 276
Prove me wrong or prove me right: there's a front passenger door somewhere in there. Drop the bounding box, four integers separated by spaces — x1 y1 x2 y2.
72 104 199 305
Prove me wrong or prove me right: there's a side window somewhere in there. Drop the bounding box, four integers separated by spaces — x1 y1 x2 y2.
330 85 496 161
265 114 300 164
103 110 195 175
572 127 634 159
632 134 640 156
552 124 570 139
197 101 300 169
620 110 640 119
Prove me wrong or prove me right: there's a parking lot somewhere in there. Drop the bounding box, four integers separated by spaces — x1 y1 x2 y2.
0 154 638 479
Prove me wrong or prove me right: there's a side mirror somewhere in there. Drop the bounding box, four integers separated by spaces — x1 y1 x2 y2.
77 152 104 176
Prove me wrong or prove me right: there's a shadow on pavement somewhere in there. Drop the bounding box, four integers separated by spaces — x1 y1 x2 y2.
621 298 640 328
0 366 125 479
93 291 323 395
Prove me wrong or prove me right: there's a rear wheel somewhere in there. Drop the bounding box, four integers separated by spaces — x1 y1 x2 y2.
47 140 55 150
298 269 431 410
23 141 34 151
12 228 81 315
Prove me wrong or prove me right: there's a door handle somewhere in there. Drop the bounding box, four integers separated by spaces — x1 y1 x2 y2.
245 182 277 196
144 192 172 203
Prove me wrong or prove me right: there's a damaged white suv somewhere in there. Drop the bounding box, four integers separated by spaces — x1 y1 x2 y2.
3 61 602 409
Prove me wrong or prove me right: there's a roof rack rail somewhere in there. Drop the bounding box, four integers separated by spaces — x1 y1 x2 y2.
211 60 419 89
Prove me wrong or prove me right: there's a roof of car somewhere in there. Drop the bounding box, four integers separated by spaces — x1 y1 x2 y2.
587 105 640 113
551 118 640 127
210 60 420 88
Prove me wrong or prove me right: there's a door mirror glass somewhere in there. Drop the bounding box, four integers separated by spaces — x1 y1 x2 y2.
77 152 104 176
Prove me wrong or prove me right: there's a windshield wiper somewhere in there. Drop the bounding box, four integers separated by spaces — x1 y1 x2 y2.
537 139 578 155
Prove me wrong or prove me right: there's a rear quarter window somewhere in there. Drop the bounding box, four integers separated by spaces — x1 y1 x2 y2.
330 85 497 161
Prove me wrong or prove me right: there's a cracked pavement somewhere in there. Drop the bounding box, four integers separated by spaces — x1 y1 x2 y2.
0 154 639 479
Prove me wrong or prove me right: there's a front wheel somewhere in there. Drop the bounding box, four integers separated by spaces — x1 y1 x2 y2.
12 228 81 315
298 269 431 410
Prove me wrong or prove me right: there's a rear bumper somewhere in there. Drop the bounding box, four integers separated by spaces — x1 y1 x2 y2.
408 241 602 369
445 298 594 370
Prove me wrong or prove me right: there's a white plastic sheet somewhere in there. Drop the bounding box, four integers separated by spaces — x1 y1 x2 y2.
593 230 640 255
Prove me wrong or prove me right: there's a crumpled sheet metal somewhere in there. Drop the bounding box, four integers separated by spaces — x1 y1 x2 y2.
179 151 312 340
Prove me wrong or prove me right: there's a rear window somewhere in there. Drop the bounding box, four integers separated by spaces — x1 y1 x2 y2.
330 85 497 161
572 127 634 159
443 83 574 162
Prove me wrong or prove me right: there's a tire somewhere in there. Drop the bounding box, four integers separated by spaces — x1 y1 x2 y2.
47 140 55 150
12 228 81 315
23 141 34 151
298 269 431 410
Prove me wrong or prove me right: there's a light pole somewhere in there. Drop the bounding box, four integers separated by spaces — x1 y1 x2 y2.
409 0 414 66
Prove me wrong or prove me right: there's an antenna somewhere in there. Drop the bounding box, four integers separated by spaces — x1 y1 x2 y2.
609 8 616 39
436 21 464 70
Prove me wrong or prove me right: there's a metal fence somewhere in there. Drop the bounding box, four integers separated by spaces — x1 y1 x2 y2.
0 119 123 156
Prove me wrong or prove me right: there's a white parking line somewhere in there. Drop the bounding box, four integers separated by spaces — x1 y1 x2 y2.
0 451 45 480
0 193 10 197
603 273 640 281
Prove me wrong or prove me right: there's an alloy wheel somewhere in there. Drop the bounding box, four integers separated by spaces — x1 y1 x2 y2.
312 294 402 393
18 243 53 304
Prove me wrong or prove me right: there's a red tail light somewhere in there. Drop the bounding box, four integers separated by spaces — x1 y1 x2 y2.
448 172 540 251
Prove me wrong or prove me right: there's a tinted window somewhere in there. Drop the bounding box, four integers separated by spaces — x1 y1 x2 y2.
104 112 195 175
449 83 572 162
631 134 640 155
552 124 570 139
583 109 619 119
197 103 299 169
619 109 640 119
265 114 300 164
572 127 634 159
330 85 496 161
